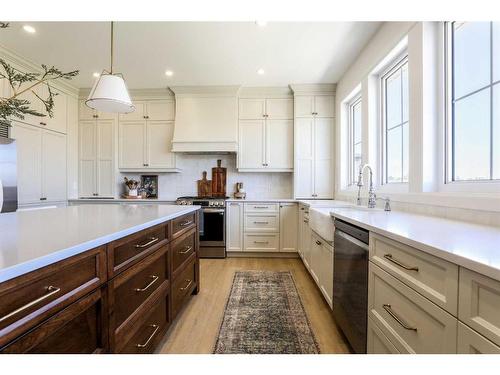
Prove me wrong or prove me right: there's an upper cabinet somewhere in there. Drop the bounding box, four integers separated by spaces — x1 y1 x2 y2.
237 97 294 172
79 100 117 121
119 100 175 121
295 95 335 118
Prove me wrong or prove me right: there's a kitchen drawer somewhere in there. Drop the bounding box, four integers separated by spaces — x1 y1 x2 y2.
1 288 107 353
457 321 500 354
244 213 279 233
458 268 500 346
367 317 400 354
107 223 168 277
108 245 169 332
370 233 458 316
172 212 196 239
118 290 170 354
172 228 196 278
243 233 280 252
244 202 279 213
172 258 197 319
0 246 106 348
368 263 457 354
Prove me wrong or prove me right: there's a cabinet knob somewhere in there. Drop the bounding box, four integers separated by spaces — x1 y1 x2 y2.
40 197 47 201
39 122 47 126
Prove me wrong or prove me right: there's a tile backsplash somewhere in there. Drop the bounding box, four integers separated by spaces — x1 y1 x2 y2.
118 154 293 200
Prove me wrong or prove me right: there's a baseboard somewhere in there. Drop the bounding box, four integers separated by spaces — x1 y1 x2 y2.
227 251 299 258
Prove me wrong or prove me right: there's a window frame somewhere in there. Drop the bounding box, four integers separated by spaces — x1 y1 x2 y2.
348 94 362 186
380 52 409 185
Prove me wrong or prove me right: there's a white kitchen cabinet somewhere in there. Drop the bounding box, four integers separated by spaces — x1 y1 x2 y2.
238 120 265 169
243 233 280 252
319 239 334 307
227 202 244 252
279 203 298 252
239 98 293 120
266 120 293 170
302 213 312 270
368 318 401 354
11 122 67 204
310 232 322 284
79 119 115 198
457 322 500 354
78 100 116 121
239 99 265 119
119 120 178 171
295 95 334 118
119 100 175 121
313 118 334 198
37 86 67 134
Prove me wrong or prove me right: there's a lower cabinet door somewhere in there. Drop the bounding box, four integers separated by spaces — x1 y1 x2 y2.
1 289 107 354
172 257 197 319
457 322 500 354
367 317 400 354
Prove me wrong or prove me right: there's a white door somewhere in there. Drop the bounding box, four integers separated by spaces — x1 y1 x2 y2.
147 121 176 169
227 202 244 252
97 119 115 197
314 118 333 198
238 120 265 169
239 99 265 120
41 130 67 202
38 86 67 134
303 219 312 271
266 119 293 170
295 118 314 198
79 120 96 197
314 95 335 117
119 100 146 121
119 121 146 168
279 203 298 252
320 242 334 307
11 122 42 204
266 98 293 119
147 100 175 121
295 96 314 117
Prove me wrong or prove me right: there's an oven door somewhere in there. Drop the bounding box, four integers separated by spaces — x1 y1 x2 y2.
199 208 225 247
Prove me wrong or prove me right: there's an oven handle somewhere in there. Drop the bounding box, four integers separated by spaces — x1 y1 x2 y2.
335 229 369 251
202 208 225 213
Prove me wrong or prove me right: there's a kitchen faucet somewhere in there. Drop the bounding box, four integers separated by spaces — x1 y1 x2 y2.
356 164 377 208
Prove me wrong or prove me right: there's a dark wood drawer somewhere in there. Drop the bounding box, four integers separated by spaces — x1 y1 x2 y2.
0 247 106 348
172 228 196 278
1 288 107 353
172 212 196 239
172 257 197 319
107 223 168 277
109 245 169 332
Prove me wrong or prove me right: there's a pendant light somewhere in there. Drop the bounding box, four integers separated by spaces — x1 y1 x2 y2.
86 22 134 113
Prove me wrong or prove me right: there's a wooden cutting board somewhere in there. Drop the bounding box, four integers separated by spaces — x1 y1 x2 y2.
211 159 227 198
197 171 212 197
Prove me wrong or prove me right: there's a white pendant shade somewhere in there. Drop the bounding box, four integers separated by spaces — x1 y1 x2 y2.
86 73 135 114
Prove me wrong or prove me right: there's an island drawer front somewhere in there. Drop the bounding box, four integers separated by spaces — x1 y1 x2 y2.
244 203 279 213
368 263 457 354
244 214 279 233
458 268 500 346
243 233 280 252
172 228 196 277
0 247 106 347
457 322 500 354
370 233 459 316
118 291 169 354
172 258 197 319
109 245 169 331
172 213 196 239
108 222 168 277
367 317 400 354
1 288 107 354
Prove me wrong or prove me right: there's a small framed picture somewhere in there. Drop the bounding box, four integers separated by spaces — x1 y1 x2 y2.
141 175 158 199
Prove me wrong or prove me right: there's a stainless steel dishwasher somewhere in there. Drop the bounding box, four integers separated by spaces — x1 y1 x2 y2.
333 218 369 354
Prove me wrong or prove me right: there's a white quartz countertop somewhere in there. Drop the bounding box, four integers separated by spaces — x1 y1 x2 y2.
329 207 500 282
69 198 175 203
0 204 199 283
225 198 296 203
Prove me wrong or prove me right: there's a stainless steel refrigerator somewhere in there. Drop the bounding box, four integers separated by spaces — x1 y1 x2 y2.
0 136 17 213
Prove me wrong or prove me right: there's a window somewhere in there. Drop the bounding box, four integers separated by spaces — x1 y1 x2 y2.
348 96 362 185
381 55 409 184
446 22 500 182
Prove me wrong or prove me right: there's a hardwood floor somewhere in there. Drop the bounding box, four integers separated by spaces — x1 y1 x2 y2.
157 257 351 354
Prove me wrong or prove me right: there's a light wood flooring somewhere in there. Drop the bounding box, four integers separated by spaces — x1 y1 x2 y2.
157 257 351 354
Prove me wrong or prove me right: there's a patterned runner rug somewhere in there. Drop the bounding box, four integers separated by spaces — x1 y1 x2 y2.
214 271 320 354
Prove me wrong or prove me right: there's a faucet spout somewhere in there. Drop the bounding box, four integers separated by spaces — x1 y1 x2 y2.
356 164 376 208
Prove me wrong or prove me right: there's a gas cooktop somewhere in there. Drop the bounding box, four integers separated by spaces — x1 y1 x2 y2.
175 196 228 207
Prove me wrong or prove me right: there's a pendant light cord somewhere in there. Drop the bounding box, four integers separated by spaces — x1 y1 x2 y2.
110 21 114 74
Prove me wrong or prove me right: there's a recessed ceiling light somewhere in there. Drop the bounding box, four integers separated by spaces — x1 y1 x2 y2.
23 25 36 34
257 68 265 75
93 72 100 78
165 70 174 77
255 21 267 27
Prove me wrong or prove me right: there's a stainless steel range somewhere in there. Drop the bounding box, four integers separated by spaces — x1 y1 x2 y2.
176 196 226 258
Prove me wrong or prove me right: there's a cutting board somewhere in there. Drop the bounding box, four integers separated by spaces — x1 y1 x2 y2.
211 159 227 198
197 171 212 197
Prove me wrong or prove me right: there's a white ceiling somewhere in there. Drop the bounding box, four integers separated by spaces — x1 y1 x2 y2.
0 22 381 89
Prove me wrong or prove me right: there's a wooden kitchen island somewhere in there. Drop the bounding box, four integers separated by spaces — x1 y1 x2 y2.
0 204 200 353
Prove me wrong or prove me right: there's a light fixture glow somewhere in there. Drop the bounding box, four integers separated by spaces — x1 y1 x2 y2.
165 70 173 77
23 25 36 34
257 68 265 75
93 72 100 78
255 21 267 27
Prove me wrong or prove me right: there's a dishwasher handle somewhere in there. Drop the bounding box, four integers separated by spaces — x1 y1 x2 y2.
335 229 369 251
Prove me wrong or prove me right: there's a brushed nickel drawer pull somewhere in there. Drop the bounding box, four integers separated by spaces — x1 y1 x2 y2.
254 241 269 244
383 254 419 271
253 206 269 209
178 245 192 254
179 220 193 227
180 279 193 291
136 324 160 348
382 304 417 331
0 285 61 324
134 237 159 248
253 221 269 224
134 275 159 292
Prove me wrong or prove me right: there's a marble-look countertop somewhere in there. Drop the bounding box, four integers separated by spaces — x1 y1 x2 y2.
328 207 500 282
68 198 175 203
0 204 200 283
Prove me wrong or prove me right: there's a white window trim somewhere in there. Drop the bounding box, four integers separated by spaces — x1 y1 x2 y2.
347 94 362 187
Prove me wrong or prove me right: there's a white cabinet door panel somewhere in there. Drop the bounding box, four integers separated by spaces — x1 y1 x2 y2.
457 322 500 354
279 203 298 252
295 118 314 197
119 101 146 121
96 120 115 197
79 120 96 197
314 118 333 198
295 96 314 117
314 95 335 117
227 202 244 252
147 100 175 121
238 120 265 169
266 119 293 169
41 130 67 202
320 241 333 307
239 99 265 120
38 86 67 134
147 121 176 168
119 121 146 168
266 98 293 119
